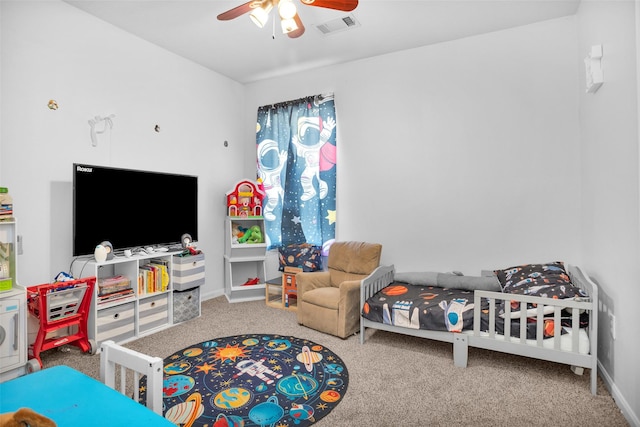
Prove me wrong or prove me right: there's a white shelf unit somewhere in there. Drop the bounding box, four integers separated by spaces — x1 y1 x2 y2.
224 217 267 302
71 251 181 348
0 220 27 382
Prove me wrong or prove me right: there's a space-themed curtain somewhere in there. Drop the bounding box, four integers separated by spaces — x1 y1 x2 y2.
256 93 337 252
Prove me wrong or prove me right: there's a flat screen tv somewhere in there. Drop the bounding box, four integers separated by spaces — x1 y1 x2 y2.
73 163 198 257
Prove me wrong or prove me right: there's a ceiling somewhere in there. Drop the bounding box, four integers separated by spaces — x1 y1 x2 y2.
65 0 581 84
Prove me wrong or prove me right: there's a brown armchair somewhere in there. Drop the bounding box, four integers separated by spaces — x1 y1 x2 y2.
296 241 382 338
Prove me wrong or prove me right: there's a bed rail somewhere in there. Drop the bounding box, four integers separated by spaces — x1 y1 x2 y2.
359 265 394 342
471 264 598 394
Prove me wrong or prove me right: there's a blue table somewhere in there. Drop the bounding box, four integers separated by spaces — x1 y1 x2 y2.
0 365 174 426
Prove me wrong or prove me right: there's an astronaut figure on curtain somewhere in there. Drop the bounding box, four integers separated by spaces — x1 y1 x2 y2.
257 138 287 221
292 115 336 201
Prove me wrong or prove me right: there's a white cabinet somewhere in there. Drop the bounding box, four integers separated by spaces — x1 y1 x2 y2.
224 217 267 302
0 220 27 381
71 251 180 348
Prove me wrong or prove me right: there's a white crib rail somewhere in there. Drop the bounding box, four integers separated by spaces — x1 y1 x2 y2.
360 265 395 342
470 264 598 395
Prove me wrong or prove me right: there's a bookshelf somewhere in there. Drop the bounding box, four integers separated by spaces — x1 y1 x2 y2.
71 251 179 348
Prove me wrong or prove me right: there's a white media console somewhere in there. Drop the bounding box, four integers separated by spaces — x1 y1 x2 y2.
70 249 203 350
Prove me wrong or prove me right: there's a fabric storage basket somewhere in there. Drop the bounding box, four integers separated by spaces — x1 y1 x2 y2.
96 302 135 344
138 293 169 333
173 287 200 324
173 253 205 291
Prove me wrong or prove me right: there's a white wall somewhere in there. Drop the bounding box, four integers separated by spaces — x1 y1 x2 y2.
0 1 245 299
245 16 582 276
577 1 640 425
245 13 639 423
2 1 637 422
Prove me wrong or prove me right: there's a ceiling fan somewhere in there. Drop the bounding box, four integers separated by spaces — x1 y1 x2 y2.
217 0 358 38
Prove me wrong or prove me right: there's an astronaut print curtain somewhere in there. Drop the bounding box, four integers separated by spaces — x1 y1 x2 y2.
256 93 337 252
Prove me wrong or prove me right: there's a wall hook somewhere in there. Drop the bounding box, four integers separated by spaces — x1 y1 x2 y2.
88 114 115 147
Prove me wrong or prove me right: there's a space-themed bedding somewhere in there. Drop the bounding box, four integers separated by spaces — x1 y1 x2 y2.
362 262 591 340
359 262 599 395
362 284 479 333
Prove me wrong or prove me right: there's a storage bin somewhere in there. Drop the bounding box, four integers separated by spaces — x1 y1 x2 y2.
0 278 12 292
96 302 135 344
139 293 169 333
173 253 205 291
173 287 200 324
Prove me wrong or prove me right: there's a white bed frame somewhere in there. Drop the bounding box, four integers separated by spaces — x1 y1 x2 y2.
359 264 598 395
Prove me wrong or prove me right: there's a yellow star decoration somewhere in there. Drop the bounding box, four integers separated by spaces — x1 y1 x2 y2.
325 210 336 225
195 362 216 374
316 402 328 410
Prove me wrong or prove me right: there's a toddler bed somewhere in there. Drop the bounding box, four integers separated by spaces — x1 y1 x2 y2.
359 262 598 395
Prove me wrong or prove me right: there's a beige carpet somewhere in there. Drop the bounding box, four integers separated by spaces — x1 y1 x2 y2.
41 295 628 426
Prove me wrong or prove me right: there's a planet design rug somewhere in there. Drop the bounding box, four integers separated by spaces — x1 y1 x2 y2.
142 334 349 427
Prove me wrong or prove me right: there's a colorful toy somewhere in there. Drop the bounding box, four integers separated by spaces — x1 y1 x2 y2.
231 222 248 244
241 277 260 286
226 180 265 217
238 225 263 244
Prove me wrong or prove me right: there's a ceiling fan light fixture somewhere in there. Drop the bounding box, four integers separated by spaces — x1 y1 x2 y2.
249 2 273 28
278 0 297 20
280 17 298 34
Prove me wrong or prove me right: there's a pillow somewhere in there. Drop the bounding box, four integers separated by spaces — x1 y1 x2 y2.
393 271 438 286
436 273 502 292
278 244 322 272
393 271 501 292
494 261 587 299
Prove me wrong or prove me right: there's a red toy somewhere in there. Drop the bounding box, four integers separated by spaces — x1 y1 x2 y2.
226 180 265 217
26 277 96 371
241 277 260 286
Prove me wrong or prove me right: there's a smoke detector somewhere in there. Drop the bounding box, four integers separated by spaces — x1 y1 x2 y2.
315 14 360 36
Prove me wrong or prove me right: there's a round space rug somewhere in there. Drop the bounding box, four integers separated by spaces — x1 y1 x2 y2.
141 334 349 427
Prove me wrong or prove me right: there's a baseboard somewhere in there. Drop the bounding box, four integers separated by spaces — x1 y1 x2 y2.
201 288 224 302
598 360 640 427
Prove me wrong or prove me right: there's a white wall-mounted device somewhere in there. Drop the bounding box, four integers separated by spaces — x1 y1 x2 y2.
584 45 604 94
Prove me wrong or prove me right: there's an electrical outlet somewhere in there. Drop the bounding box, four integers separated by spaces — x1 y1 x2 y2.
609 313 616 340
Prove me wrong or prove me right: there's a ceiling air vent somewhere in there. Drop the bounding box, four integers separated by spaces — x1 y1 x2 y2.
315 14 360 36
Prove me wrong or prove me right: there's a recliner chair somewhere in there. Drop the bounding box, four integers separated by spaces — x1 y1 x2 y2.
296 241 382 338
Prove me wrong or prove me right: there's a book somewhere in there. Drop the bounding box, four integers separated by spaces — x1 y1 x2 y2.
97 288 134 304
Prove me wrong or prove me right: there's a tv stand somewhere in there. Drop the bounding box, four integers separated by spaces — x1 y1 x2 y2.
71 249 201 349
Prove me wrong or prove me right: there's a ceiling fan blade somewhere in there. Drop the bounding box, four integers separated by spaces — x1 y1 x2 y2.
300 0 358 12
287 13 305 38
217 0 263 21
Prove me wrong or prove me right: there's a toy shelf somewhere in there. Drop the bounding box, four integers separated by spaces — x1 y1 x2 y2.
223 217 267 303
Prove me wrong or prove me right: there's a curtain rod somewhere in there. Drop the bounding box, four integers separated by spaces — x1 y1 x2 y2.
258 93 334 111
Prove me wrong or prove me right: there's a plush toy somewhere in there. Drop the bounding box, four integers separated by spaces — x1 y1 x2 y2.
231 222 248 244
246 225 263 243
0 408 57 427
237 225 263 244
